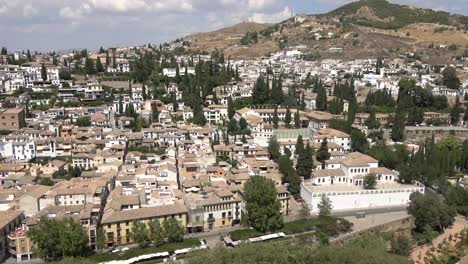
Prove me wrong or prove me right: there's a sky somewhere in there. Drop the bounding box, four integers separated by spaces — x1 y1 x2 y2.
0 0 467 52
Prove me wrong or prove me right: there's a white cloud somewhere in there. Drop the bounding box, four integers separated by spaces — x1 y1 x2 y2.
250 6 292 23
59 3 91 20
88 0 148 12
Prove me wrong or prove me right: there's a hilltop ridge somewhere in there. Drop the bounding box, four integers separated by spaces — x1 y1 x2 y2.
179 0 468 63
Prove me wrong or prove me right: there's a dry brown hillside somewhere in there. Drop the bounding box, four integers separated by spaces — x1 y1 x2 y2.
176 0 468 62
187 22 273 57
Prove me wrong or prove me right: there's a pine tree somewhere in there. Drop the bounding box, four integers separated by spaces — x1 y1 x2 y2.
26 49 32 61
295 135 304 156
105 50 110 66
285 107 292 128
84 57 96 75
175 64 181 83
96 58 104 72
364 110 380 129
193 103 206 126
118 96 124 115
270 77 284 104
316 139 330 168
391 108 406 142
273 107 279 129
152 103 160 123
252 76 269 104
268 136 281 162
41 64 47 81
316 86 327 111
228 97 235 119
296 142 313 179
294 109 300 128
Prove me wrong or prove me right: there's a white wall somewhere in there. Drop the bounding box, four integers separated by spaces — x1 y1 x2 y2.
301 184 424 213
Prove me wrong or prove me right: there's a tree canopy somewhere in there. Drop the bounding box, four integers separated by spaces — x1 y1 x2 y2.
242 176 283 232
28 218 90 261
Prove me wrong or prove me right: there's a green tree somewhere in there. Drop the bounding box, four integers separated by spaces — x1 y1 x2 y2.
95 58 104 73
96 227 105 250
364 111 380 129
162 218 185 243
192 104 206 126
242 176 284 232
294 109 300 128
228 97 235 119
272 107 279 129
296 142 314 179
407 107 424 126
285 107 292 128
316 139 331 167
270 77 284 104
363 174 377 189
28 218 90 261
38 177 54 186
450 98 461 125
391 235 411 256
41 63 47 81
26 49 32 61
227 118 238 135
75 116 91 127
463 107 468 124
442 66 461 90
351 129 369 153
295 135 304 156
131 221 150 247
84 57 96 75
318 194 332 217
152 103 160 123
268 136 281 162
316 86 328 111
408 192 455 233
239 117 248 131
391 108 406 142
252 76 269 104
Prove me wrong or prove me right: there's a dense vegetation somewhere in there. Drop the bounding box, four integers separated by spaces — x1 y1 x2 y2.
28 218 90 261
188 234 411 264
326 0 450 29
242 176 284 232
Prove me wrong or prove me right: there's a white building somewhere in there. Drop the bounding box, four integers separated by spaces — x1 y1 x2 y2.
300 152 425 213
203 105 228 124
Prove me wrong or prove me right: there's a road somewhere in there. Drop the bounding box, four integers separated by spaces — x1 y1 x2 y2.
189 203 410 248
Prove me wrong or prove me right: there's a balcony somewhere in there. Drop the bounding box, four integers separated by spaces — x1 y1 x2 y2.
207 217 215 223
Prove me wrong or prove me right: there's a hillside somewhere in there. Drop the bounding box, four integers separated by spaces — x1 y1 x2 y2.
324 0 452 29
181 0 468 62
186 22 273 57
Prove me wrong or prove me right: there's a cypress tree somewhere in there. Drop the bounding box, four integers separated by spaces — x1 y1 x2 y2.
316 86 327 111
41 64 47 81
273 107 279 129
294 109 300 128
271 77 284 105
285 107 292 128
295 135 304 156
105 50 110 66
316 139 330 168
96 58 104 72
228 97 235 119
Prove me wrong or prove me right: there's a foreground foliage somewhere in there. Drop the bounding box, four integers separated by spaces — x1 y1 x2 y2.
188 234 410 264
28 218 90 261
